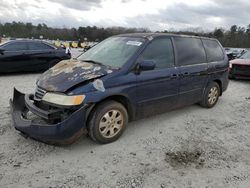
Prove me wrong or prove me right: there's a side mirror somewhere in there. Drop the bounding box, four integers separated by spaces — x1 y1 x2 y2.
139 60 156 71
0 48 5 55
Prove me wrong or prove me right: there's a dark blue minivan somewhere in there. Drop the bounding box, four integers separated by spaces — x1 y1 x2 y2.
10 33 229 144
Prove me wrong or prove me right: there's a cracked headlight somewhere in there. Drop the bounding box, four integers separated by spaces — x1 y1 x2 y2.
42 93 85 106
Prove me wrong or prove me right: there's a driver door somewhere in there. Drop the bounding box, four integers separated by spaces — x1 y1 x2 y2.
0 41 29 72
135 37 179 118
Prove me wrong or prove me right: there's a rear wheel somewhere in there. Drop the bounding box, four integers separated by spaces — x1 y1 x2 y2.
87 100 128 144
200 82 220 108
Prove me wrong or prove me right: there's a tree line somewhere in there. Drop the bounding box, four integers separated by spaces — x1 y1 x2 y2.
0 22 148 42
0 21 250 48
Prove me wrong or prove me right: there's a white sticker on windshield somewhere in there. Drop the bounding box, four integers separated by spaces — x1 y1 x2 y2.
126 41 142 46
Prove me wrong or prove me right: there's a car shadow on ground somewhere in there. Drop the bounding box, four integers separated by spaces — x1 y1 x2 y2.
68 103 206 151
230 79 250 84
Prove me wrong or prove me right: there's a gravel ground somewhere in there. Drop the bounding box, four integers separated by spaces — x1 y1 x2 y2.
0 73 250 188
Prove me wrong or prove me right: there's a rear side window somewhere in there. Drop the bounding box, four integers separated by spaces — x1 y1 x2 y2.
28 42 54 50
3 42 28 51
174 37 206 66
202 39 224 62
140 38 174 69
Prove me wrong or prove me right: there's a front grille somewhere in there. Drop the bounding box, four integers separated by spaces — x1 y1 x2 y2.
233 64 250 75
34 86 47 100
234 65 247 71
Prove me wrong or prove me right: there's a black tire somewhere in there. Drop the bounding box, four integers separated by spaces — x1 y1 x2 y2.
200 82 220 108
87 100 128 144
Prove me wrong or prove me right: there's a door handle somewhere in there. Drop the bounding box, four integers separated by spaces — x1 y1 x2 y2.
171 74 178 79
180 72 189 77
178 72 189 77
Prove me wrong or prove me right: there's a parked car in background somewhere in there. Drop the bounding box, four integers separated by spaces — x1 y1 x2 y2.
225 48 247 60
0 40 71 73
229 50 250 79
10 33 229 145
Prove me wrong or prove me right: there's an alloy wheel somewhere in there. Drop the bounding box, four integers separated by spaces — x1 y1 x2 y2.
208 86 219 105
99 110 124 138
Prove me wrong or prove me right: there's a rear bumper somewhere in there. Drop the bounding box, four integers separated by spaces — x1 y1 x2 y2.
10 88 90 144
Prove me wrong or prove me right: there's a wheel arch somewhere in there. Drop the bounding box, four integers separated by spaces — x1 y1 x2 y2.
87 94 135 124
213 79 222 96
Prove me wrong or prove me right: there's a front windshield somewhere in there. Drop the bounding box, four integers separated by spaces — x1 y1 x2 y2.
78 36 145 68
239 51 250 59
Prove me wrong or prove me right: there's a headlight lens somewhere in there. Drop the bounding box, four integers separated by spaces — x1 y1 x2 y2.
42 93 85 106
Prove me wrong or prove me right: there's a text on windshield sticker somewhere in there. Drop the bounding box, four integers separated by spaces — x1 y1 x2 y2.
126 41 142 46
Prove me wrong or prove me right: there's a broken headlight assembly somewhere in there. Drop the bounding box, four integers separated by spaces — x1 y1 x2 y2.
42 93 85 107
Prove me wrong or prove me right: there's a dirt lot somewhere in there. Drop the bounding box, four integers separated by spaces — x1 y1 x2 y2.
0 74 250 188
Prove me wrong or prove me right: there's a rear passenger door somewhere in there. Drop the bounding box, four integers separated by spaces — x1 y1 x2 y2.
135 37 179 118
174 37 208 106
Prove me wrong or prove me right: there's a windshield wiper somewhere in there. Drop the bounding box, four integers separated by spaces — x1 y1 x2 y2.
81 59 118 69
82 60 103 66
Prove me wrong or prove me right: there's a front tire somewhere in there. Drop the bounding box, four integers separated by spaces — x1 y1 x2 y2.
87 100 128 144
200 82 220 108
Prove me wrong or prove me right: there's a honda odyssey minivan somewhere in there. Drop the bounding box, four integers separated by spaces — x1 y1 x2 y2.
10 33 229 144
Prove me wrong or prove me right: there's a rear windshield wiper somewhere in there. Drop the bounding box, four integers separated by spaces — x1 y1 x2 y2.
82 60 103 66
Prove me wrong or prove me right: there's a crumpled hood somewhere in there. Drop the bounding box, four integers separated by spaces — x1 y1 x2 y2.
230 59 250 66
37 59 113 92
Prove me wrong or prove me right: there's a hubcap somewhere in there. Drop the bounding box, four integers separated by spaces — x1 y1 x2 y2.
208 87 218 105
99 110 124 138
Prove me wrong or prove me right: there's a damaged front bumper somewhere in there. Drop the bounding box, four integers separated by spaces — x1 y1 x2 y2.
10 88 91 145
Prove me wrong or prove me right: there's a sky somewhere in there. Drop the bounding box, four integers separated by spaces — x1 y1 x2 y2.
0 0 249 31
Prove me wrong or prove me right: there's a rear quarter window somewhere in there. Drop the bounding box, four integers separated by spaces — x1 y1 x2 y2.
202 39 224 62
174 37 206 66
28 42 54 50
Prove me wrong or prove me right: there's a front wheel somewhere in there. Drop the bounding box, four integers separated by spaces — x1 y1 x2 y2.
200 82 220 108
87 100 128 144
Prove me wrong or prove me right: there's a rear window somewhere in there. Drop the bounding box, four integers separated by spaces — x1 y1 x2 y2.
202 39 224 62
174 37 206 66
